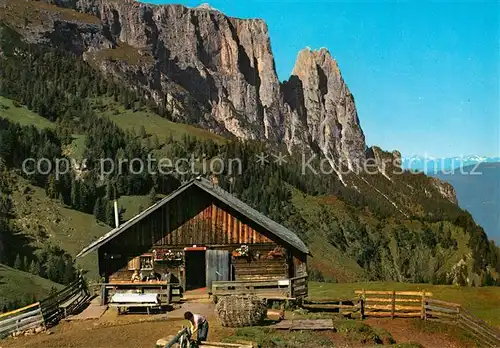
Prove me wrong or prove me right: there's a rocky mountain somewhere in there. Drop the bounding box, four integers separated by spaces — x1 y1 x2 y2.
1 0 365 169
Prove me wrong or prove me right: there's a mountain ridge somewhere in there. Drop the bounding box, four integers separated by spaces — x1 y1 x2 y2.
403 155 500 173
5 0 367 169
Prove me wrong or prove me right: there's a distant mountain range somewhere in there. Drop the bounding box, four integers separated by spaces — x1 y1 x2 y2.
437 162 500 244
403 155 500 174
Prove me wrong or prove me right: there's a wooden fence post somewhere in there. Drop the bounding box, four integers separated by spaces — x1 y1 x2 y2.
421 290 426 320
167 284 172 305
391 291 396 319
360 289 365 320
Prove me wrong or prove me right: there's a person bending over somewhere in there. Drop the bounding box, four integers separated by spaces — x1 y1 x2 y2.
184 311 209 344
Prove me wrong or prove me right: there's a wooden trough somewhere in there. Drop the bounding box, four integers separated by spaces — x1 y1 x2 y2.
272 319 335 331
156 337 254 348
156 327 256 348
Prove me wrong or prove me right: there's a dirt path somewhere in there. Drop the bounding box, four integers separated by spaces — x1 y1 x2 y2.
365 318 467 348
1 304 470 348
2 302 229 348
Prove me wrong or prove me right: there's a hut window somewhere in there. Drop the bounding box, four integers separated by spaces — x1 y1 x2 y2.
140 255 154 270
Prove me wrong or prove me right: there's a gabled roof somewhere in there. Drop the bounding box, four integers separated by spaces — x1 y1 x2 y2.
76 177 309 258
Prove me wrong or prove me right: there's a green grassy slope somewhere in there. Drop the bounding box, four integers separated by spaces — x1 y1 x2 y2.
292 190 367 282
10 174 111 280
98 98 226 144
309 281 500 327
118 195 151 221
0 264 63 308
291 185 472 284
0 96 54 129
0 94 227 281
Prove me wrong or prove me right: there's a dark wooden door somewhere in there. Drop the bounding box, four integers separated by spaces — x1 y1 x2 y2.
206 250 229 291
185 250 206 290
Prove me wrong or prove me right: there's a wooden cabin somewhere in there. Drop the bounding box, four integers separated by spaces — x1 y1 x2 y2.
77 177 309 304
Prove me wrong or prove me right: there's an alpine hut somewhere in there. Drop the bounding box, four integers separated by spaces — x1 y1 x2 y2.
77 177 309 305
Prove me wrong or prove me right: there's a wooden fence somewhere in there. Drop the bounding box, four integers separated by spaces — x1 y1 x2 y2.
212 274 308 300
302 299 360 316
0 275 89 338
356 290 432 319
355 290 500 347
425 298 500 347
0 302 44 338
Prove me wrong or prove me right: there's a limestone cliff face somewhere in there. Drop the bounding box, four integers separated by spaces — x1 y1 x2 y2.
431 177 458 204
283 48 365 167
31 0 366 164
366 146 402 177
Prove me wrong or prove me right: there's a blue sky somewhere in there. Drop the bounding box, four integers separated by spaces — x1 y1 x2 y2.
143 0 499 158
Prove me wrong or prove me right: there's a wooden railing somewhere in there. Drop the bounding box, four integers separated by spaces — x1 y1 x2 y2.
0 303 44 338
212 274 308 300
356 290 431 319
40 275 89 325
302 298 360 316
425 298 500 347
355 289 500 347
0 275 89 338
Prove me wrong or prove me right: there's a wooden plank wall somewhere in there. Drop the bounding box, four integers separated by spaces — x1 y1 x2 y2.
157 204 272 246
103 187 275 252
233 257 288 281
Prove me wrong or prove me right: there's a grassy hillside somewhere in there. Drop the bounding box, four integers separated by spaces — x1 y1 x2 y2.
0 96 54 129
98 98 226 144
292 188 471 283
292 190 367 282
9 174 111 280
0 264 63 309
118 195 151 221
309 281 500 328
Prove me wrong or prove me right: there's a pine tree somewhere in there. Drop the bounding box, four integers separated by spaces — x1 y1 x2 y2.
63 260 75 284
79 183 88 213
22 256 28 271
106 181 115 201
148 187 157 206
152 134 160 149
138 125 147 138
29 259 41 276
105 201 115 227
70 180 79 209
14 254 22 270
93 197 102 222
165 134 173 144
45 255 59 282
